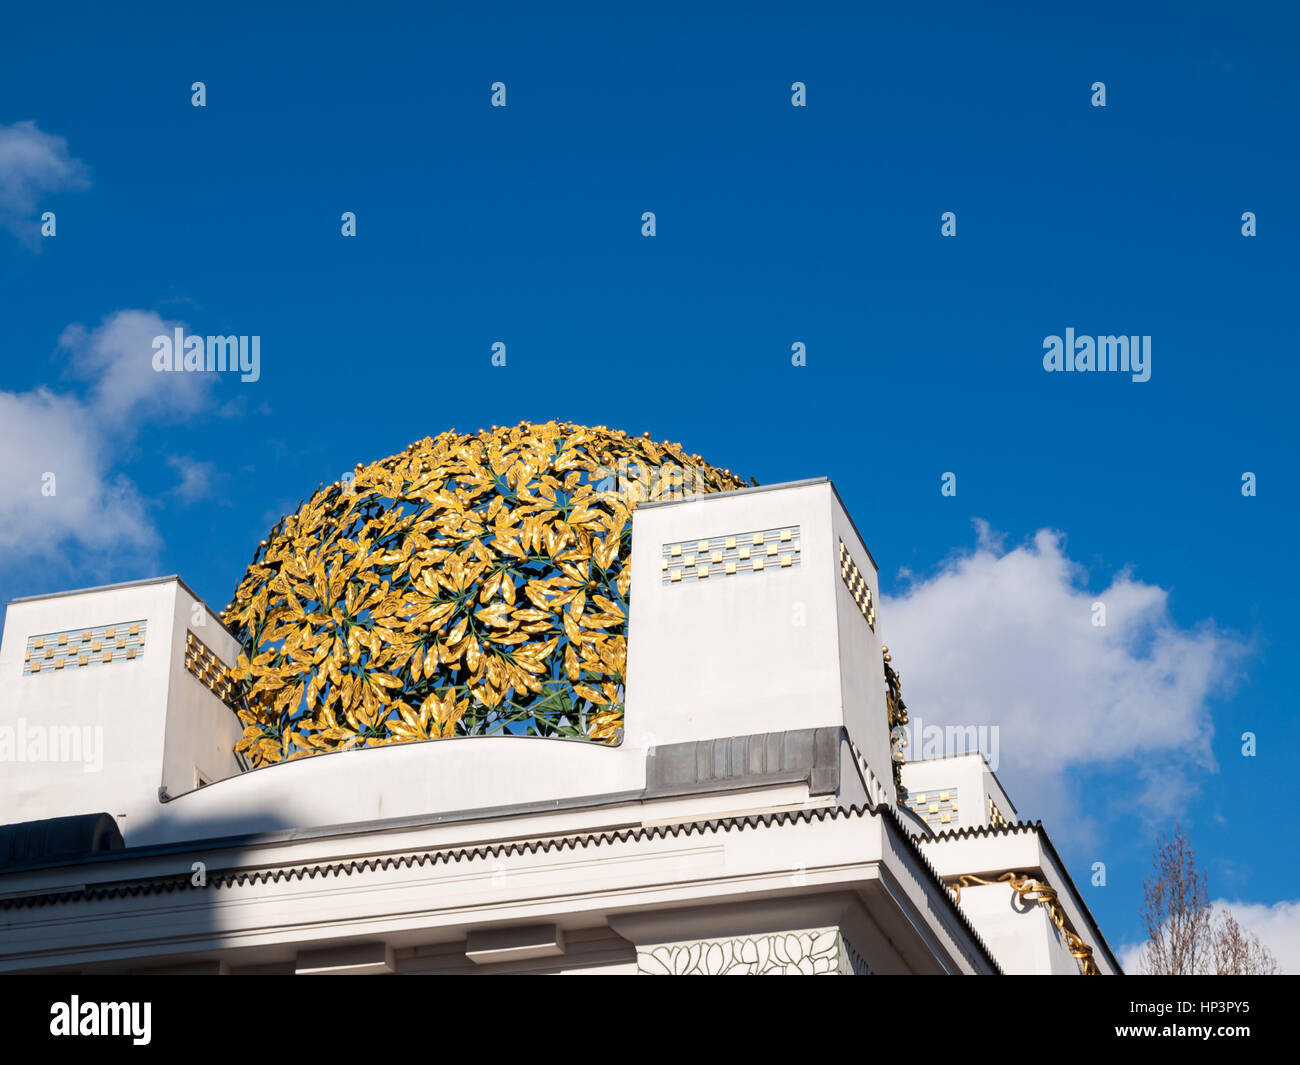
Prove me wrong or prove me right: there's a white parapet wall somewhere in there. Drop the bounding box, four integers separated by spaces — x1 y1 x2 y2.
1 480 897 847
0 576 244 838
626 478 895 804
900 754 1019 834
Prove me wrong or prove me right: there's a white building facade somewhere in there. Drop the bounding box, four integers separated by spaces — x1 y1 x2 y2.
0 479 1118 975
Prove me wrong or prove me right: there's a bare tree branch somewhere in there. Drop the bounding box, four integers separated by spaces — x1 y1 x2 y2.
1140 823 1210 974
1138 823 1279 975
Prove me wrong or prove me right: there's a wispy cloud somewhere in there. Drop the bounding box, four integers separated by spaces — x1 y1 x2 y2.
0 120 89 247
59 310 212 424
166 455 221 504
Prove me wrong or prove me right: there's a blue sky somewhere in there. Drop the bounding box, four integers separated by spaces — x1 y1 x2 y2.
1 2 1297 966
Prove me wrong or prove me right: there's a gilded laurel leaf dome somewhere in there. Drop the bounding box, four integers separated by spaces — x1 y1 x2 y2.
223 421 750 767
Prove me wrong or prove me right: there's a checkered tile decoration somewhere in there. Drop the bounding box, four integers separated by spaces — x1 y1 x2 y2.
23 620 147 675
988 797 1009 828
185 630 242 711
839 540 875 630
905 787 959 827
662 526 801 585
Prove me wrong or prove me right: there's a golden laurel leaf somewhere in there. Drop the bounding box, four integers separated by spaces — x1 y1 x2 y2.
223 422 749 766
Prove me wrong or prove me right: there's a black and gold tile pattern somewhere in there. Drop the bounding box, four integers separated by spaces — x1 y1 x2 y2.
839 540 875 630
185 630 242 711
905 787 960 827
23 620 147 675
661 526 801 585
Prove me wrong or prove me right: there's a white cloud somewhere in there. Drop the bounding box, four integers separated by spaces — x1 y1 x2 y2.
1117 940 1144 975
0 387 154 556
166 456 219 504
0 121 89 246
1213 898 1300 974
1118 899 1300 974
0 310 217 568
59 310 212 424
881 522 1248 825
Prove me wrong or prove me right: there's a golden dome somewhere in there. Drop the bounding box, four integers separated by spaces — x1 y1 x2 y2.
224 421 750 767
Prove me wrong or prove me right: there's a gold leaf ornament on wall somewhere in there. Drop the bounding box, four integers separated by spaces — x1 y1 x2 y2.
224 421 750 766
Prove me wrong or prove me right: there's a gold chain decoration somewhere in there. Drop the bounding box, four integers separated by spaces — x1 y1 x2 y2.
949 872 1099 975
222 422 750 767
882 646 909 796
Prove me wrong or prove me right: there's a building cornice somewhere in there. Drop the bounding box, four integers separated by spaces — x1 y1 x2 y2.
925 819 1042 841
920 818 1122 973
0 801 1001 972
0 805 854 910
